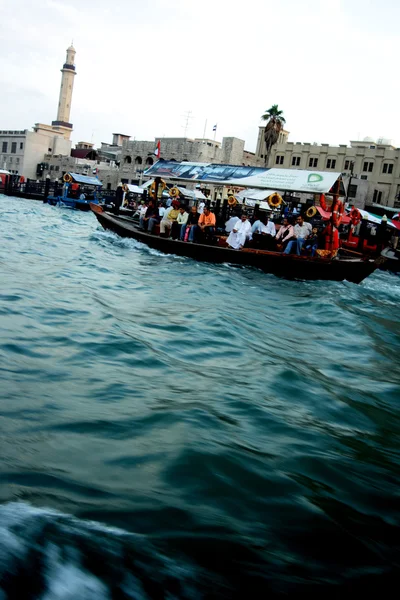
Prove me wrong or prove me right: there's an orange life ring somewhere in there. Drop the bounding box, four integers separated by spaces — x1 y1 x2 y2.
63 173 72 183
268 192 283 208
331 199 344 227
169 187 180 198
349 207 361 227
228 195 237 206
306 206 317 218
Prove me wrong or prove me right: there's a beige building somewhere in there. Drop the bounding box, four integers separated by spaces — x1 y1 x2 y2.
118 136 263 185
0 125 71 179
256 126 400 208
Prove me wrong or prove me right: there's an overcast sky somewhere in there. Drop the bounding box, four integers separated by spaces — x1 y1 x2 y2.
1 0 399 151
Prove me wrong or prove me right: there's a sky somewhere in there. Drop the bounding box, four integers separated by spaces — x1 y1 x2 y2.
1 0 399 152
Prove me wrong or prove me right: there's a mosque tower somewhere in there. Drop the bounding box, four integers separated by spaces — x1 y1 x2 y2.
51 44 76 139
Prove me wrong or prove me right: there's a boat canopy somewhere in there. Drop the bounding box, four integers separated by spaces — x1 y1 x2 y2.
126 184 144 194
143 161 342 194
67 173 103 186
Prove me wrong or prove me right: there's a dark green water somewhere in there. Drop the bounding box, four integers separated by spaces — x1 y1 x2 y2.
1 196 399 599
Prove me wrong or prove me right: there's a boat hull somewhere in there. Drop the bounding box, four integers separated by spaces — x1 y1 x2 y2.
90 204 379 284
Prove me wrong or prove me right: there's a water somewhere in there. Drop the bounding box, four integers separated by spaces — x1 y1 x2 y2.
0 195 399 599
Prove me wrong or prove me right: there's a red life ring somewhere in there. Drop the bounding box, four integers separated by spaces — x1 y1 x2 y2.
349 207 361 226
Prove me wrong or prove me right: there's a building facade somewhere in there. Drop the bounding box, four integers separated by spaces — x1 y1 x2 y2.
0 126 71 179
118 136 263 185
256 126 400 208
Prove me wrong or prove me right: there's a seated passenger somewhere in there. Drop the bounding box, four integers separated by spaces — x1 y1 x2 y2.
284 215 312 255
182 206 199 241
171 206 188 239
160 200 180 236
251 213 276 249
142 200 157 230
303 227 319 257
148 201 165 234
192 207 216 242
225 214 241 233
226 213 252 250
275 217 294 250
138 201 148 228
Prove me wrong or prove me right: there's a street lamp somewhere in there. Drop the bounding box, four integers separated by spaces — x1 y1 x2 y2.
345 160 355 206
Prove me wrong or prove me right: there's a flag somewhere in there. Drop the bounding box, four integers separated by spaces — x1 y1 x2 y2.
213 124 217 132
154 140 161 158
92 167 98 175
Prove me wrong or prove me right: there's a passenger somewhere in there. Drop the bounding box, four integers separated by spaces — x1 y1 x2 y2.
142 200 157 231
303 227 319 257
148 201 166 234
113 183 124 215
225 214 241 233
197 199 206 214
276 217 295 250
171 206 189 239
226 213 252 250
160 200 180 236
284 215 312 255
138 201 148 228
251 212 276 249
192 207 216 242
183 206 200 241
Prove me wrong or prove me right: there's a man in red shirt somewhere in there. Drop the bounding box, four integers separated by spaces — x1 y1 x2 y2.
192 207 216 243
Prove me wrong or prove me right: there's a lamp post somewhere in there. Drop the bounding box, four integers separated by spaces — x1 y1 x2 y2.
345 160 355 206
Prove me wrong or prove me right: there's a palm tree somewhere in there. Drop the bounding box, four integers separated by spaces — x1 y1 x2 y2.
261 104 286 166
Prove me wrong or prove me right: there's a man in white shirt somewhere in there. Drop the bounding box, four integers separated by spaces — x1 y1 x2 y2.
197 200 205 214
225 215 241 233
251 213 276 249
284 215 312 255
171 206 189 239
226 213 252 250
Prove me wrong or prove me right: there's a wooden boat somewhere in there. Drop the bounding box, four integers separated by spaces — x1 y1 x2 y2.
90 204 382 284
45 173 102 211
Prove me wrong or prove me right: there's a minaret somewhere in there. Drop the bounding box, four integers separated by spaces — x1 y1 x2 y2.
51 44 76 139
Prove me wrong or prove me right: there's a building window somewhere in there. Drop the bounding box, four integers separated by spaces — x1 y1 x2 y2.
145 157 153 165
11 142 17 154
292 156 300 166
363 161 373 172
124 156 132 164
373 190 383 204
326 159 336 169
50 165 54 171
2 142 7 153
135 156 142 165
16 157 20 164
55 166 59 171
309 157 318 167
20 142 23 150
275 155 284 165
382 163 393 174
348 184 357 198
360 175 368 180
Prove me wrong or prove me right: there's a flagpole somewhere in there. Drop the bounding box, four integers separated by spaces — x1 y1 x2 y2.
203 119 207 140
213 125 217 142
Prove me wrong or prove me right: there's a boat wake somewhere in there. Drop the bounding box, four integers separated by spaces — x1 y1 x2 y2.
0 502 198 600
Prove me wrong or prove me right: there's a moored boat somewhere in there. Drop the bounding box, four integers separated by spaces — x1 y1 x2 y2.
45 172 102 211
90 203 381 284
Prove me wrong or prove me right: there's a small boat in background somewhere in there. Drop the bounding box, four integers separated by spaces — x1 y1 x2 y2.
45 172 102 211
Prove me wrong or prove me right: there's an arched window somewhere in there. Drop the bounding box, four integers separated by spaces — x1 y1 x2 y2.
145 157 153 165
124 156 132 164
135 156 142 165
